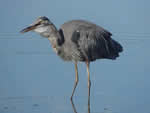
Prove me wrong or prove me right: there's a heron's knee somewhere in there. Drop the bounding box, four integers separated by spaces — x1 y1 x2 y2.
88 80 91 88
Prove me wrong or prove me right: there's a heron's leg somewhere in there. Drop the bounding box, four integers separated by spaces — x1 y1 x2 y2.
86 61 91 113
70 62 79 100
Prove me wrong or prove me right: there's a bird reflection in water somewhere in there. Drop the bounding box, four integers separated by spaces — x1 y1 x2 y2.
70 99 91 113
71 99 78 113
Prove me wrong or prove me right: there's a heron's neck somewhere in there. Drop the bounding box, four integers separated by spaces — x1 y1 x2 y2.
40 24 64 47
48 28 63 47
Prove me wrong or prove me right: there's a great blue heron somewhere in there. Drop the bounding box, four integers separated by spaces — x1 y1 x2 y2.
21 16 123 112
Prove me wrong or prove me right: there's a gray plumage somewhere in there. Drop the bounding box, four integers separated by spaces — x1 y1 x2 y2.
21 17 123 110
59 20 123 61
21 17 123 62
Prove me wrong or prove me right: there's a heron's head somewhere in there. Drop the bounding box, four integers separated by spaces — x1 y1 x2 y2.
20 16 52 34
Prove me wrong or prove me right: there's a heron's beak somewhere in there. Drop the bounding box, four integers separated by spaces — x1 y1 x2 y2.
20 23 40 33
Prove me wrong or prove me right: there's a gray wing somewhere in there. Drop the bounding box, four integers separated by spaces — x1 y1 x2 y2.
71 25 123 61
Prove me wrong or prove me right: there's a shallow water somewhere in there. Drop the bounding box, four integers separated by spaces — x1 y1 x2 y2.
0 36 150 113
0 96 119 113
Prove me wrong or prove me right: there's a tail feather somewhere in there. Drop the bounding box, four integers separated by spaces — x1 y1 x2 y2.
107 39 123 59
112 39 123 52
